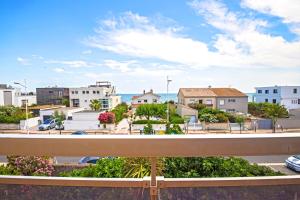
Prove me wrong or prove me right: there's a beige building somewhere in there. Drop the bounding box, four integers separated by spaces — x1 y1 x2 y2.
178 88 248 113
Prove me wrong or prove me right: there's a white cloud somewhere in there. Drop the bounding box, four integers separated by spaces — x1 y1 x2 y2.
82 50 92 55
84 9 300 69
17 57 31 65
44 60 98 68
53 68 65 73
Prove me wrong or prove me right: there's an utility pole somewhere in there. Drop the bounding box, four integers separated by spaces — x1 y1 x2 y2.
14 80 29 134
166 76 172 123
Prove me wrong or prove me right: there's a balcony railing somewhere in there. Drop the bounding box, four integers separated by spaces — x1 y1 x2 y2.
1 134 300 200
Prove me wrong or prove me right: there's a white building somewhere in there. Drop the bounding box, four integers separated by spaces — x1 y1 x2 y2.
39 106 84 122
64 111 100 130
0 84 36 107
69 81 121 110
254 86 300 110
131 89 160 109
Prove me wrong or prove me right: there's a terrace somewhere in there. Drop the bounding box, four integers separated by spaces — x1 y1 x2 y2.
0 133 300 199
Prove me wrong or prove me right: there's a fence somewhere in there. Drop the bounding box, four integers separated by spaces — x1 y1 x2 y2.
1 134 300 200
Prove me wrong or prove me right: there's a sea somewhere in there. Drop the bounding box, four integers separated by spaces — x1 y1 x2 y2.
118 93 255 104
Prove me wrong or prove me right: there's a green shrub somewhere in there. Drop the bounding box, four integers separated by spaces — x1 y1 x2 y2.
0 165 20 175
143 123 154 134
123 158 164 178
60 157 125 178
166 124 183 134
0 106 32 123
112 103 128 123
170 115 184 124
133 120 164 124
163 157 283 178
215 113 228 123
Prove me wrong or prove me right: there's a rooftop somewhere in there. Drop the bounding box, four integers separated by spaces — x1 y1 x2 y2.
179 88 247 97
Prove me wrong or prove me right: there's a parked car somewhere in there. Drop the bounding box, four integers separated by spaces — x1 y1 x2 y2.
71 130 88 135
78 156 100 164
55 121 64 130
285 155 300 172
38 119 56 131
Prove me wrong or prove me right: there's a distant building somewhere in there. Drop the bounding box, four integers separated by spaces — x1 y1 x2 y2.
69 81 121 110
36 87 69 105
131 89 160 109
178 87 248 113
0 84 36 107
254 86 300 110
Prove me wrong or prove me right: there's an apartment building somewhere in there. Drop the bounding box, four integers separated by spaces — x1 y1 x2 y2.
0 84 36 107
178 87 248 113
36 87 69 105
69 81 121 110
254 86 300 110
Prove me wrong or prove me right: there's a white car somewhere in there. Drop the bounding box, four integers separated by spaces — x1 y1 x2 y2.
38 119 57 131
285 155 300 172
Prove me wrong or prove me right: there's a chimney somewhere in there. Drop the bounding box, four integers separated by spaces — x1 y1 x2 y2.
143 90 145 94
150 89 153 93
208 85 212 88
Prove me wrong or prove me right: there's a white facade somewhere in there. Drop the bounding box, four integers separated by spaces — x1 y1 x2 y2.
254 86 300 110
39 106 84 122
0 85 36 107
131 90 160 108
64 111 100 130
15 95 37 107
69 81 121 110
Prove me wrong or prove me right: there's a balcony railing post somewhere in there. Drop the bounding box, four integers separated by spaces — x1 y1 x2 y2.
150 157 157 200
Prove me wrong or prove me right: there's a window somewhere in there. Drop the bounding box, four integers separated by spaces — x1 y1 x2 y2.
71 91 74 94
97 91 100 94
84 100 87 102
272 99 276 103
219 99 225 105
265 99 268 102
138 100 141 103
257 90 262 94
93 91 96 94
49 91 53 94
153 99 157 103
82 91 85 94
228 99 236 103
144 99 148 103
265 90 269 94
86 91 89 94
199 100 203 104
293 88 297 94
58 91 62 97
75 91 78 94
206 100 212 105
227 109 235 112
273 89 278 94
298 99 300 104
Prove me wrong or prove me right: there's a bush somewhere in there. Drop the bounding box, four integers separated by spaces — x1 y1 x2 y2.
7 156 54 176
170 115 184 124
143 123 154 134
166 124 183 134
111 103 128 123
60 157 124 178
188 103 206 111
0 106 32 124
133 120 164 124
0 164 20 175
98 112 115 124
215 113 228 123
163 157 283 178
123 158 164 178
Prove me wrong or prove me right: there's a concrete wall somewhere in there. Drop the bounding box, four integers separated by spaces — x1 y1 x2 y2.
64 120 100 130
216 97 248 113
20 117 40 130
277 118 300 129
176 104 198 118
15 95 37 107
0 123 20 130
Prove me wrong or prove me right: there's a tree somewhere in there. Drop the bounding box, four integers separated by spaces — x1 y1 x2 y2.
264 104 288 133
90 99 101 111
135 104 165 120
235 116 245 134
53 111 66 134
62 98 70 107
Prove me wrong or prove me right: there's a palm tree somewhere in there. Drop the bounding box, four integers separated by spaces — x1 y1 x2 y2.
264 104 288 133
89 99 101 111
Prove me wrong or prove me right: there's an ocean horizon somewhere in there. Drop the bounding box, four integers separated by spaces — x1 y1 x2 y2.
118 93 254 104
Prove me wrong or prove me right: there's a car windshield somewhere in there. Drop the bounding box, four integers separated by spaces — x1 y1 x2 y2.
43 119 52 124
293 155 300 159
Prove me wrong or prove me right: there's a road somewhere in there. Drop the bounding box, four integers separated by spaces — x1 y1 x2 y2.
1 154 298 175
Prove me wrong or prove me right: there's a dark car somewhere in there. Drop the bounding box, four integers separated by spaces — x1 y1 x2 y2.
71 130 88 135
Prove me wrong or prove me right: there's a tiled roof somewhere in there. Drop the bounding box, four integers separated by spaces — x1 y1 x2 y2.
131 91 160 100
179 88 247 97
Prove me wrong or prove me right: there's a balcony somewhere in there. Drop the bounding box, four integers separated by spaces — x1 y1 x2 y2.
0 134 300 199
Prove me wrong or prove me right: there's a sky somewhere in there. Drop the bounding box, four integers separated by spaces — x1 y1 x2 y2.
0 0 300 93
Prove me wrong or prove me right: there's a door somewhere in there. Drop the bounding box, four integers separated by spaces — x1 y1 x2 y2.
3 91 12 105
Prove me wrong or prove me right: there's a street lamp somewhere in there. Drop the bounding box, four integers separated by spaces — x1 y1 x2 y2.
14 80 29 134
166 76 172 123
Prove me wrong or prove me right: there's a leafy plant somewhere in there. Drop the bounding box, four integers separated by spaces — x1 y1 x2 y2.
263 103 288 132
0 106 33 124
90 99 101 111
0 164 20 175
98 112 115 124
53 110 65 134
123 158 164 178
7 156 54 176
166 124 183 134
143 123 154 134
111 103 128 123
135 104 166 120
235 116 246 133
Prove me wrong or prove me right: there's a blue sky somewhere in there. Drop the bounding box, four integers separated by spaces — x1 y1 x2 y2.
1 0 300 93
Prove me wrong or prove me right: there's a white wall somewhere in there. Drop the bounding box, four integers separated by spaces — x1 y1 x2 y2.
20 117 40 130
132 93 160 105
15 95 37 107
64 120 100 130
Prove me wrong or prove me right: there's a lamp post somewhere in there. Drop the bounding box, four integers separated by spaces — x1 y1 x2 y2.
14 80 29 134
166 76 172 123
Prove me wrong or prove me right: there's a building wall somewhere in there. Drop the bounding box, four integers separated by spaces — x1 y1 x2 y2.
131 93 160 105
177 93 216 108
36 88 69 105
176 104 198 118
69 87 120 110
254 86 300 109
216 97 248 113
15 95 37 107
